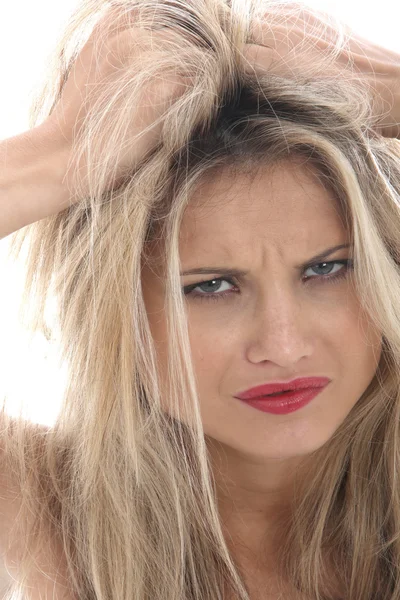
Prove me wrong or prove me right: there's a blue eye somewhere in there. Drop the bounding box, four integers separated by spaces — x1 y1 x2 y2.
182 259 354 302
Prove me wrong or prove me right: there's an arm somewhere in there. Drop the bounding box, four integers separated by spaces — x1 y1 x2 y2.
0 123 70 241
0 8 193 242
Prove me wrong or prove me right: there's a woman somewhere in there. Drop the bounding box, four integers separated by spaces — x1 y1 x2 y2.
0 0 400 598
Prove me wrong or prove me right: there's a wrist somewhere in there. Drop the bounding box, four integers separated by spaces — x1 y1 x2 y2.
29 121 71 190
0 123 72 239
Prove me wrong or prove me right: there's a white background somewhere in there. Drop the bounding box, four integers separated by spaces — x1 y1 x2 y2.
0 1 399 426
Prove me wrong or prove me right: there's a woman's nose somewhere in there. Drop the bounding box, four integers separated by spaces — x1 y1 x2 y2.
244 285 313 366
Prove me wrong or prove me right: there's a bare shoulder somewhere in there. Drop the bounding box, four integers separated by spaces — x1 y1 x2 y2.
0 417 78 598
0 417 39 558
0 417 62 594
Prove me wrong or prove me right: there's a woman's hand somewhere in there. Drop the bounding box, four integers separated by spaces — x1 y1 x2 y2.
41 2 400 203
44 6 190 195
242 4 400 138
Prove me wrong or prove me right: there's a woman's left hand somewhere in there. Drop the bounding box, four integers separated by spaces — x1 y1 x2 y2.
242 4 400 138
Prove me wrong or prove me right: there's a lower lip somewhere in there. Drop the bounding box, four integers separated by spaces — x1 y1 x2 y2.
238 386 326 415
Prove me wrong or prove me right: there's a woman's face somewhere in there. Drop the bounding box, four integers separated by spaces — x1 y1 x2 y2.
142 159 382 463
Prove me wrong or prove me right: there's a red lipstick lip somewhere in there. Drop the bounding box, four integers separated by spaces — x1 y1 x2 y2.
235 377 331 401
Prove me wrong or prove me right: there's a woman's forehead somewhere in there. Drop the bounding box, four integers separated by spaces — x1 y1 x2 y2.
143 158 348 276
179 161 345 246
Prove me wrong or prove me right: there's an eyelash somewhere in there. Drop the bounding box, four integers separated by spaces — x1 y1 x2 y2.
182 260 354 303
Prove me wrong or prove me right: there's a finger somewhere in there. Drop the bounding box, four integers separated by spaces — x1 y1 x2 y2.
241 44 274 76
90 5 141 42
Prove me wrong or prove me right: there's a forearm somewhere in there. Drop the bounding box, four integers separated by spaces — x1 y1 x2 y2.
0 123 70 240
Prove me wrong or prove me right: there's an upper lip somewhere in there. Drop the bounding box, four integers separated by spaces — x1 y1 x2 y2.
235 377 331 400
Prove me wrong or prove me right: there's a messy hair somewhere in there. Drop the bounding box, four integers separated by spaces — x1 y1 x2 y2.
2 0 400 598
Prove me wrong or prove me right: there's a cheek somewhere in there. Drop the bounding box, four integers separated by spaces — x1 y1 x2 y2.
187 313 235 368
186 313 240 415
332 295 383 390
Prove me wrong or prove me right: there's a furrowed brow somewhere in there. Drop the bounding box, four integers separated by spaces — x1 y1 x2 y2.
179 244 352 277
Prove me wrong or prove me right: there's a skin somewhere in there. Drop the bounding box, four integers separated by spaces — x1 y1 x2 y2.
141 157 382 590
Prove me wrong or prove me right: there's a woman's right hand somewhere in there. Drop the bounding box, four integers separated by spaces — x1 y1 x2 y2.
43 6 190 195
242 4 400 138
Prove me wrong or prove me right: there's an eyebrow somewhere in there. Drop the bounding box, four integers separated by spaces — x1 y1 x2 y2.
179 243 352 277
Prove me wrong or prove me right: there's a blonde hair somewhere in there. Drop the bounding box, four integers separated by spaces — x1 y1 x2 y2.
2 0 400 598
